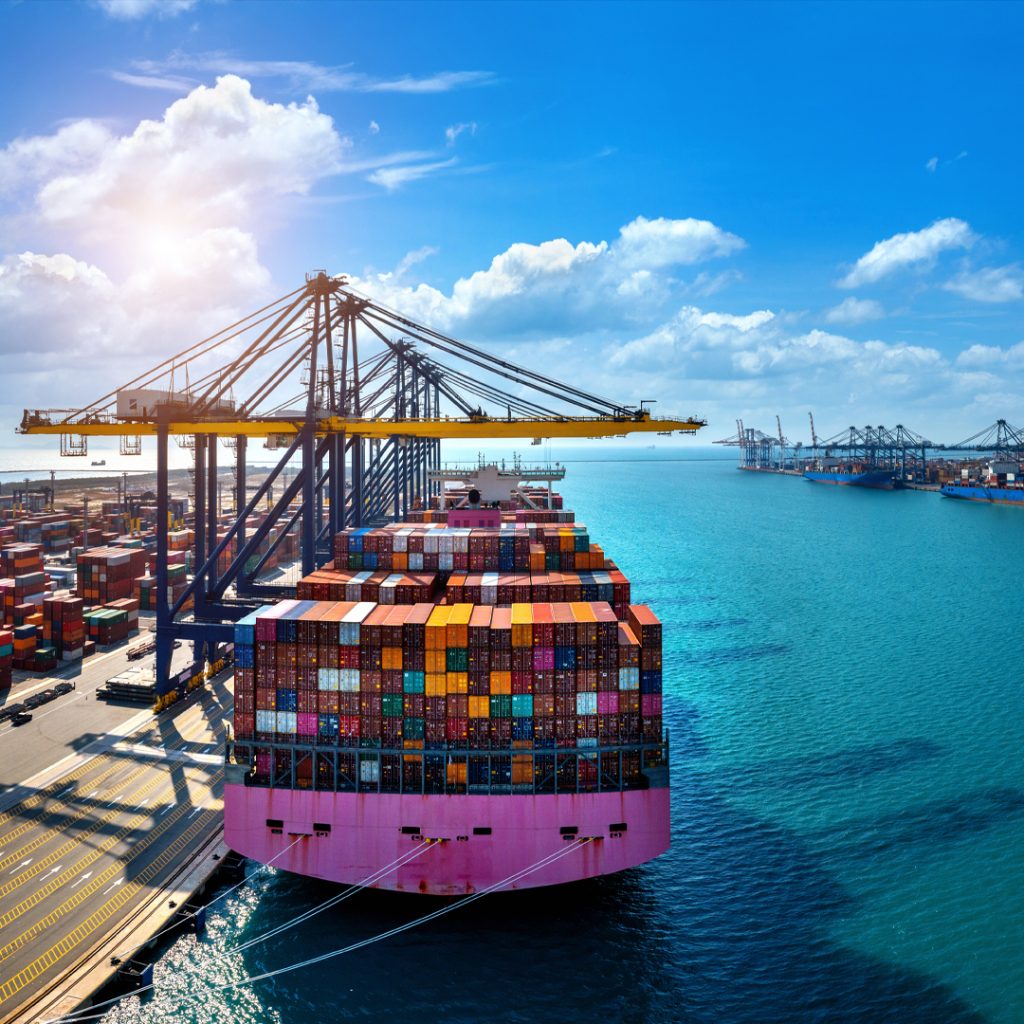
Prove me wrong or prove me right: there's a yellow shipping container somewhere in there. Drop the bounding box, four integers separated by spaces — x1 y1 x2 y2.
446 603 473 648
446 671 468 694
426 606 451 650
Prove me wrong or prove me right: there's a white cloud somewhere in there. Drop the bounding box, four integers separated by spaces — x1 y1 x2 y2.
351 215 746 339
109 71 195 92
0 77 347 416
394 246 439 278
445 122 477 146
839 217 976 288
943 265 1024 303
124 54 495 94
955 342 1024 369
616 215 745 269
0 120 112 197
369 120 380 135
367 157 458 190
926 157 939 173
27 76 344 242
687 269 743 297
824 296 885 325
96 0 197 18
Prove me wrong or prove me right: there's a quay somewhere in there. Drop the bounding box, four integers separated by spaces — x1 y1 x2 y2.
0 645 232 1024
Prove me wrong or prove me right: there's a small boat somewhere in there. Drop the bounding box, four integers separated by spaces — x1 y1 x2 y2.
91 459 106 466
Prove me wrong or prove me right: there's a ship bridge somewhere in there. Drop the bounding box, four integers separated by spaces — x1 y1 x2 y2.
429 457 566 508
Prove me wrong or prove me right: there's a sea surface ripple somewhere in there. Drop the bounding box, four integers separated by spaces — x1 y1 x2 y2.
101 457 1024 1024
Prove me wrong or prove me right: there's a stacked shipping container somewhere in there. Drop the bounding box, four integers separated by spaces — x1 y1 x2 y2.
77 547 148 603
233 595 662 792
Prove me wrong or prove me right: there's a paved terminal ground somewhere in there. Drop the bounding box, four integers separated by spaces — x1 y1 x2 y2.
0 645 233 1024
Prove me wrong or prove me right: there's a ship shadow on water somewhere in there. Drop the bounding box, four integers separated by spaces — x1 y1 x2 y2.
221 710 991 1024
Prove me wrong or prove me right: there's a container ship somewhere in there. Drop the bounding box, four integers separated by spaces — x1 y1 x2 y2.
941 459 1024 506
224 469 669 895
803 464 895 489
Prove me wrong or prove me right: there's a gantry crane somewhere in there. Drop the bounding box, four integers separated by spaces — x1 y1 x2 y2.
19 272 705 694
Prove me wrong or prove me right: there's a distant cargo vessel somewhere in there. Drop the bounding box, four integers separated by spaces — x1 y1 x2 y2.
941 458 1023 506
804 467 895 489
224 468 669 894
940 484 1024 505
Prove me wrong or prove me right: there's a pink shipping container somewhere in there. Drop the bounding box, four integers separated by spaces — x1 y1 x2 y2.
641 694 662 716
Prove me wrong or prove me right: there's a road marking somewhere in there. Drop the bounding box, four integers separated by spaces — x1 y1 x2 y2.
188 806 204 818
0 767 189 912
0 762 157 887
69 872 93 889
0 756 124 833
101 879 124 896
8 859 32 875
0 761 150 873
45 865 62 877
0 781 221 1003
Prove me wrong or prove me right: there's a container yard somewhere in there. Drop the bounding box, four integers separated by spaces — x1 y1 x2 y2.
1 273 701 1022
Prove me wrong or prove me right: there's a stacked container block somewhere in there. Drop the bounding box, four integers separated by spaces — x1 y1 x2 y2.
234 597 662 792
43 594 85 661
77 547 148 604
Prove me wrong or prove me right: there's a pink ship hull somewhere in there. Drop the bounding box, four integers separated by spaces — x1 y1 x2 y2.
224 785 670 895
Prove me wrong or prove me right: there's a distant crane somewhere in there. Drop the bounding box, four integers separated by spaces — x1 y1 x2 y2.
809 411 819 449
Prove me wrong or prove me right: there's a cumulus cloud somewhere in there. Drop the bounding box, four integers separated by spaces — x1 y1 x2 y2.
926 157 939 173
839 217 975 288
0 120 112 197
369 120 380 135
32 76 345 235
955 342 1024 368
589 296 983 439
350 215 747 338
824 296 885 325
943 264 1024 303
0 76 348 417
96 0 197 19
615 216 745 269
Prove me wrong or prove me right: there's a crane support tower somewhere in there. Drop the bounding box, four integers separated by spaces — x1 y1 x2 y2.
19 272 705 696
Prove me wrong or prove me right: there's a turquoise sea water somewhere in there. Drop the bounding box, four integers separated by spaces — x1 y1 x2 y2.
101 456 1024 1024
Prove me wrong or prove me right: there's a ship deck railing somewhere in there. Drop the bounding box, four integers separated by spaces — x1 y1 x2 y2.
226 736 669 796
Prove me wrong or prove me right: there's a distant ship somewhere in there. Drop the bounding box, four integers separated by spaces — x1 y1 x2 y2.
91 459 106 466
941 459 1024 505
804 466 894 489
941 484 1024 506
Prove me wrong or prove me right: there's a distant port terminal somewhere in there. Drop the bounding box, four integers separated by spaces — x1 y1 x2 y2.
719 415 1024 504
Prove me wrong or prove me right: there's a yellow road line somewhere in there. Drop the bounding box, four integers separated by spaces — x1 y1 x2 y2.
0 758 128 858
0 761 152 875
0 753 128 832
0 802 221 1008
0 765 207 934
0 771 221 976
0 705 223 868
0 763 170 902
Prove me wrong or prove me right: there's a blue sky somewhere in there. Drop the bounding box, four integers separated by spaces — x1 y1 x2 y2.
2 0 1023 445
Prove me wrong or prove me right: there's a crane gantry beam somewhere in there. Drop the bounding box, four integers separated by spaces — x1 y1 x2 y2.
20 413 702 439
